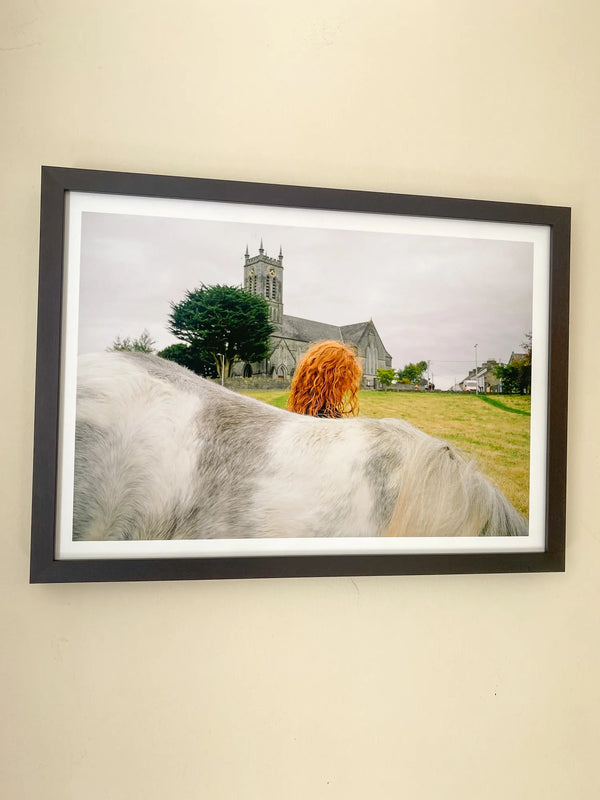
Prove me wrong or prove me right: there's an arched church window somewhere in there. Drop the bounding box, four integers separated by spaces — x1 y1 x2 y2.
272 277 277 299
366 345 377 376
248 269 256 294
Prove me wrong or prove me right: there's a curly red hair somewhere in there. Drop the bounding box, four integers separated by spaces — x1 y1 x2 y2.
287 340 362 418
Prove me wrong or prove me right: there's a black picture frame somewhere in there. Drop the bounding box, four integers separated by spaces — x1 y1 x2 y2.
30 166 570 582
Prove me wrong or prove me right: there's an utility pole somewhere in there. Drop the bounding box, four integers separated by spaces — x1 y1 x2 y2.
218 340 229 387
474 343 479 394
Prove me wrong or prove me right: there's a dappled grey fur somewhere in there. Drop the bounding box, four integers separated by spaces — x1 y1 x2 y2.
73 353 283 540
363 421 407 530
73 352 527 540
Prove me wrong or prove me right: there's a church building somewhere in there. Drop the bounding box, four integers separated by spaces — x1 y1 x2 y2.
234 242 393 388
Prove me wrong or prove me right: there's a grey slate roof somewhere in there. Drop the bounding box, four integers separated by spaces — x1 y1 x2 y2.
340 321 370 345
278 314 391 357
279 314 342 343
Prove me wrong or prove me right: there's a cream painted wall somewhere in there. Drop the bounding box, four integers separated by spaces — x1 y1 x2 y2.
1 1 599 798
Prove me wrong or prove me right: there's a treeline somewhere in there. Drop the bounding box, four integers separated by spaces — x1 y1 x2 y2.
106 285 273 379
377 361 428 387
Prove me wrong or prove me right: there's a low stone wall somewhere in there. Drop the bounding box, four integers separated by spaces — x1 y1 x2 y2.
376 383 426 392
217 377 427 392
211 376 291 391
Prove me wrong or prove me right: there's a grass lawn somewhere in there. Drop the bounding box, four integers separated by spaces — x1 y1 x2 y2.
241 389 531 517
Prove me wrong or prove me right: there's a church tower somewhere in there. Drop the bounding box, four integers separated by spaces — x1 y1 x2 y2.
243 240 284 325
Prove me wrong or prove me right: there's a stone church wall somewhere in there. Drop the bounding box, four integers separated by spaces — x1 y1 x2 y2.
216 376 291 391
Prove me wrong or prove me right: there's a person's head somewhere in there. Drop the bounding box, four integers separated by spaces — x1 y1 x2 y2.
287 340 362 418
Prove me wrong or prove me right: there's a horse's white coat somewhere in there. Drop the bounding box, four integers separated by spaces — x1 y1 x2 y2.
72 352 527 540
255 417 383 538
75 354 203 539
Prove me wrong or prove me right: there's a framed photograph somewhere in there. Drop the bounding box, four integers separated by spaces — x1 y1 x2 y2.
30 166 570 582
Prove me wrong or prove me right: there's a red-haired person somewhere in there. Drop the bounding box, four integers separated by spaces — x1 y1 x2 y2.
287 340 362 418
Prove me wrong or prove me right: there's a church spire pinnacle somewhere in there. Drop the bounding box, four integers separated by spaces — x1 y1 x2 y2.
259 238 264 255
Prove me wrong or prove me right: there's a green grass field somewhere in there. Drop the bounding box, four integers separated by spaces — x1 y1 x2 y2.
241 390 531 517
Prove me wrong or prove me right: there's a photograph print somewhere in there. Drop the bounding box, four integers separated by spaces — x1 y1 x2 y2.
31 168 570 579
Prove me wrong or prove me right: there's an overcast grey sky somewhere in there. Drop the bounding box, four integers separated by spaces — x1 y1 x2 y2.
78 211 533 390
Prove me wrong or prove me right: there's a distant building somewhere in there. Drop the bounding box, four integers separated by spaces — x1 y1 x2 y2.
459 359 501 393
233 243 392 388
508 352 527 365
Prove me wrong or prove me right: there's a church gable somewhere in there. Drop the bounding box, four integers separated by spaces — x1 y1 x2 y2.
342 320 392 362
339 320 392 387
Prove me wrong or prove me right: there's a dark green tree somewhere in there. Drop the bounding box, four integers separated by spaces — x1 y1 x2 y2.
494 358 531 394
168 284 274 378
494 362 520 394
157 343 218 378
